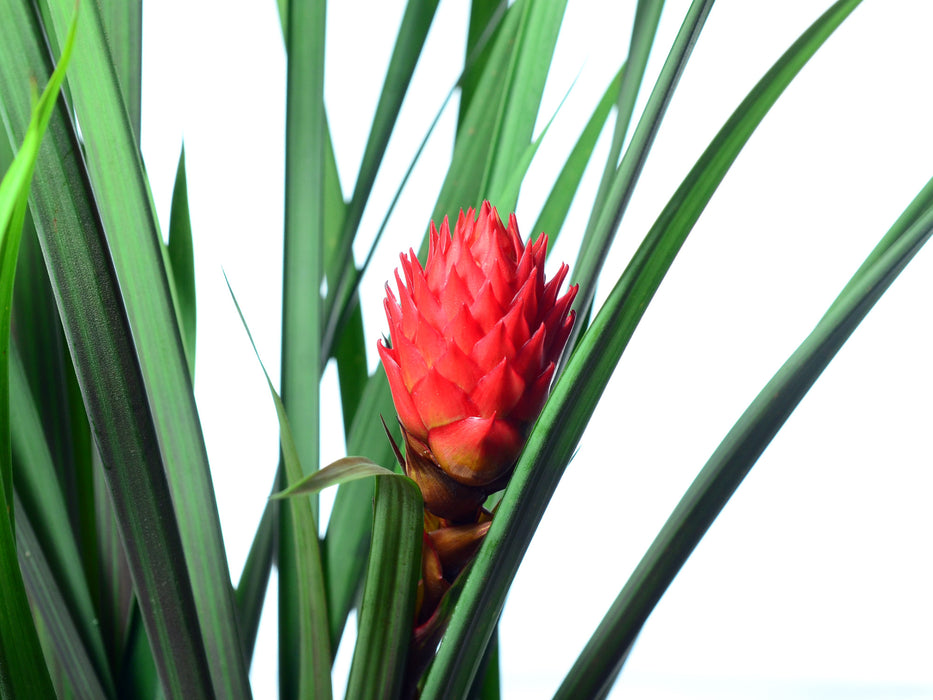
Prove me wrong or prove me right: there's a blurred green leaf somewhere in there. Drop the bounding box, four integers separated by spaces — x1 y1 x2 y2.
323 0 440 333
425 0 523 233
459 1 508 130
421 1 863 695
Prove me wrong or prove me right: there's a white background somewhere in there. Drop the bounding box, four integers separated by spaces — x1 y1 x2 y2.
141 1 933 697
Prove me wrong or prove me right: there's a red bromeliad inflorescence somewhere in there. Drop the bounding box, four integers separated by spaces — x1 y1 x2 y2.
378 201 578 521
378 201 577 648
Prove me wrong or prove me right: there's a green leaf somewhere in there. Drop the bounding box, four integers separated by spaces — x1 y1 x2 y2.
531 65 623 251
10 346 113 696
321 5 508 359
275 456 422 700
167 146 196 377
480 0 567 200
469 629 500 700
100 0 142 141
276 456 398 498
234 494 274 668
278 0 327 695
420 1 863 695
425 0 523 233
459 1 507 129
345 476 421 700
583 0 663 233
2 1 245 694
322 373 396 652
0 9 77 698
323 0 440 329
14 493 111 699
567 0 712 352
556 179 933 700
228 278 332 699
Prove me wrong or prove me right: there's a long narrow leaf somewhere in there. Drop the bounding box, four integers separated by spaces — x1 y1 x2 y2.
345 475 421 700
568 0 712 353
323 0 441 341
229 279 332 699
278 0 327 694
276 457 423 700
10 346 112 695
100 0 142 140
32 1 252 694
167 146 196 377
556 180 933 699
0 3 226 695
531 65 624 250
480 0 567 199
420 1 863 694
14 493 110 699
0 10 77 698
581 0 663 238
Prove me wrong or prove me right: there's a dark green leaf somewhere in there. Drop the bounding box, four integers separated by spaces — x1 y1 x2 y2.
10 346 112 695
2 2 240 694
0 10 77 697
15 493 111 699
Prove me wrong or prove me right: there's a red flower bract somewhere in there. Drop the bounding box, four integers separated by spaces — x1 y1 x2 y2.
378 201 577 520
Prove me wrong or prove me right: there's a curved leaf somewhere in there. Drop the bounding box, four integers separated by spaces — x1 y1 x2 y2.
556 178 933 699
420 1 863 695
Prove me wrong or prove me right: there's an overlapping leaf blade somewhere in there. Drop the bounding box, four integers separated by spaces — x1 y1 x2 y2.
1 0 247 695
556 175 933 698
0 9 78 697
230 281 332 699
277 0 327 694
420 1 863 695
568 0 713 353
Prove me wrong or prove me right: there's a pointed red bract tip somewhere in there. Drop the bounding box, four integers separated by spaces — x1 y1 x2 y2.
378 201 576 518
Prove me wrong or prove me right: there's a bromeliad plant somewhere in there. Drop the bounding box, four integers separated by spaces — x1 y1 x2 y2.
0 0 930 698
